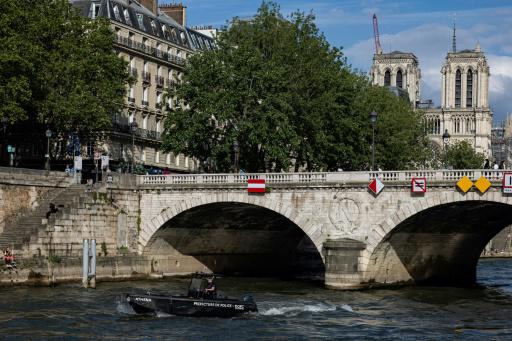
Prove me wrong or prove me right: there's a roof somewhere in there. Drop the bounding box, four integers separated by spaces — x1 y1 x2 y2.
70 0 215 52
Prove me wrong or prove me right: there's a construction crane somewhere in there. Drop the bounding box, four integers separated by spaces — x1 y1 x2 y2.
373 14 383 55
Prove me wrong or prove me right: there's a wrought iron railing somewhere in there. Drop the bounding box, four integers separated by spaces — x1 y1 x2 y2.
114 35 186 66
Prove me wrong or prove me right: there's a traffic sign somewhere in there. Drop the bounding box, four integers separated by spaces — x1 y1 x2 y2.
248 179 265 193
411 177 427 193
503 172 512 193
475 176 491 193
368 178 384 195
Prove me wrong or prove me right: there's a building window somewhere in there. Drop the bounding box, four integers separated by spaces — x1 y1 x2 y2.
91 3 100 19
129 112 134 124
142 87 148 106
467 69 473 108
155 151 160 164
176 154 180 166
113 5 121 21
384 70 391 86
123 9 131 25
156 120 161 133
142 115 148 129
166 153 171 165
455 69 461 108
137 13 145 30
156 91 162 106
396 70 403 89
142 149 146 162
151 20 158 35
128 85 134 101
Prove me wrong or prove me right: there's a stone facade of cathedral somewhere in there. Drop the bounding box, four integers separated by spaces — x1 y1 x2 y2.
371 39 492 157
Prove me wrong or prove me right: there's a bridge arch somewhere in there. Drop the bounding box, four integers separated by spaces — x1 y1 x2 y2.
365 191 512 287
138 192 325 278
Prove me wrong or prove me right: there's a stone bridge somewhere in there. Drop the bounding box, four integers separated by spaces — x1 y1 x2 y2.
134 169 512 289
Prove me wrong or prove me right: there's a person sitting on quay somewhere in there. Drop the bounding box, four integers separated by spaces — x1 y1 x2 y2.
3 248 16 270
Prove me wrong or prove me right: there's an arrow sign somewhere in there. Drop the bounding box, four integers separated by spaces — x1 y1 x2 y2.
411 177 427 193
368 178 384 195
503 172 512 194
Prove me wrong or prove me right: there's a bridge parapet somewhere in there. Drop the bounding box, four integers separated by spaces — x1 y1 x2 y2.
138 169 508 187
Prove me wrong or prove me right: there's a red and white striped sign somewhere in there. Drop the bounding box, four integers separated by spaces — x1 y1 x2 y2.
247 179 266 193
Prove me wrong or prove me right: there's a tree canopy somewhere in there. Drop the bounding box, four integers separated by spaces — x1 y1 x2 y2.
0 0 130 134
162 1 430 172
445 140 486 169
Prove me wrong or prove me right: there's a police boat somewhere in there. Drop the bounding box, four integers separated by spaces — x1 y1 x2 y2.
124 274 258 317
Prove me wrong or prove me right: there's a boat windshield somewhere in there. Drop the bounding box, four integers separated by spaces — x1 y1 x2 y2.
188 278 207 298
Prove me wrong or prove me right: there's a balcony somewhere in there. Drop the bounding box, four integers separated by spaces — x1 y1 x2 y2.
112 123 162 141
142 71 151 84
114 35 186 66
142 100 149 107
166 79 177 87
127 97 135 103
155 75 165 88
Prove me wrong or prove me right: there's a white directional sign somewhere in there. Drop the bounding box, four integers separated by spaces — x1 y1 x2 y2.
411 177 427 193
503 172 512 193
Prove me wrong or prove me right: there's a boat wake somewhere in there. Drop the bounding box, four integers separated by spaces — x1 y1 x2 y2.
116 302 137 315
261 302 353 316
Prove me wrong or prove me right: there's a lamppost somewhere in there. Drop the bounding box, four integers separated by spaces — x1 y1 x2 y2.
369 111 378 171
130 121 138 174
45 129 52 171
2 117 7 166
233 140 239 173
442 129 451 169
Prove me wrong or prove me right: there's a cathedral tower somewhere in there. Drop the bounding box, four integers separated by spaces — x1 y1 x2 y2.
371 51 421 106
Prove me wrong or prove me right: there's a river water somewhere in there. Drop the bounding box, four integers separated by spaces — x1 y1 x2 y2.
1 258 512 340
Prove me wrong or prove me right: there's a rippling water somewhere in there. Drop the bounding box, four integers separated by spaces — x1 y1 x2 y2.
1 258 512 340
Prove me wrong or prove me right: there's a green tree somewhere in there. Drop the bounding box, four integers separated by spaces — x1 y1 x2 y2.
445 140 486 169
162 1 430 172
0 0 130 133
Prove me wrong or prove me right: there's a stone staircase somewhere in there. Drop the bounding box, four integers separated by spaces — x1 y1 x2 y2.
0 184 86 252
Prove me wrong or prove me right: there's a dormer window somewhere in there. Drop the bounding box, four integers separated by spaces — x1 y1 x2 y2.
113 5 121 21
180 31 188 45
151 20 158 35
137 13 145 30
90 3 100 19
123 9 131 25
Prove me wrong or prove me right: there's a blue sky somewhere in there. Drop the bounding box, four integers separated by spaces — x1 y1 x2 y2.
162 0 512 123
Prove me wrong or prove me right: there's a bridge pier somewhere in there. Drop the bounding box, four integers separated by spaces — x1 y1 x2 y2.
323 239 367 290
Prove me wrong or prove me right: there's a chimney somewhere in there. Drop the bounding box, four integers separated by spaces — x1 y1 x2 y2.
138 0 159 15
159 2 187 26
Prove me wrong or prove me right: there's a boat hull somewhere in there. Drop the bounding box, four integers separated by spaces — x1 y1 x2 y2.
125 293 258 318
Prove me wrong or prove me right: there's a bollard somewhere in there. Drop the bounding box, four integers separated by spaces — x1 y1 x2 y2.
82 239 97 289
82 239 89 288
89 239 97 289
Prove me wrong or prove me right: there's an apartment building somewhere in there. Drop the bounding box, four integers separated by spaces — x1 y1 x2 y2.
72 0 215 172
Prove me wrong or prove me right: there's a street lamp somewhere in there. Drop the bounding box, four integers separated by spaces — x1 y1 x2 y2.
45 129 52 171
2 117 7 166
233 140 239 173
130 121 138 174
442 129 451 169
369 111 378 171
